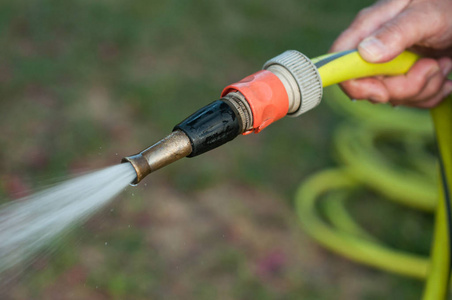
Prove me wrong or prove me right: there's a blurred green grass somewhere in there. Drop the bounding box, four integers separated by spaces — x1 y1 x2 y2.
0 0 435 299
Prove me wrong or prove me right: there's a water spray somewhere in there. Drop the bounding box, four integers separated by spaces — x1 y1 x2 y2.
123 50 323 184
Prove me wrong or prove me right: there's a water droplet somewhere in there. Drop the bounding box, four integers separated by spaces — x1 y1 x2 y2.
115 153 118 156
105 242 108 246
128 225 131 228
131 193 135 197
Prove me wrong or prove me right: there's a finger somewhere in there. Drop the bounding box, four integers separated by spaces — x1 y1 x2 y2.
339 77 389 102
409 57 452 102
382 57 452 105
409 71 446 103
403 80 452 108
358 3 449 62
388 57 452 107
381 58 442 102
340 57 452 106
330 0 410 52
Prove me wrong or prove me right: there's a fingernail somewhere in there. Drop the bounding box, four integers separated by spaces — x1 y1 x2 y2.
358 37 386 62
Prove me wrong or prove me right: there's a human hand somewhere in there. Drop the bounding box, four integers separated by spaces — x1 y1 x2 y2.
330 0 452 108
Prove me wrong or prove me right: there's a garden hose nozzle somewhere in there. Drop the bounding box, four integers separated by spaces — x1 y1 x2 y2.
122 50 323 183
122 49 422 184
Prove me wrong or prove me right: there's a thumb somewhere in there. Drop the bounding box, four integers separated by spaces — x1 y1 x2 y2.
358 6 439 63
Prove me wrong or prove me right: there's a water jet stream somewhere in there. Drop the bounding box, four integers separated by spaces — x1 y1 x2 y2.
0 163 136 283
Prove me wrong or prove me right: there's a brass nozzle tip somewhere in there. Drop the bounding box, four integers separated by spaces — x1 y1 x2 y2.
122 130 192 185
121 154 150 184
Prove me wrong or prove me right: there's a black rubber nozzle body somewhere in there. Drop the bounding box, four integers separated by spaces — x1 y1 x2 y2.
174 100 242 157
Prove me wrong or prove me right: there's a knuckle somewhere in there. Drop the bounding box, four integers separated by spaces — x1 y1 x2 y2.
433 14 448 35
356 7 372 19
420 2 447 32
349 8 374 30
380 21 404 42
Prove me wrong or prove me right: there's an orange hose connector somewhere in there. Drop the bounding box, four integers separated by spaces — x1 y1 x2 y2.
222 70 289 134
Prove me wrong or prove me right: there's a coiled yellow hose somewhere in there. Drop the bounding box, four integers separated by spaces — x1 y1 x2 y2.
295 50 452 299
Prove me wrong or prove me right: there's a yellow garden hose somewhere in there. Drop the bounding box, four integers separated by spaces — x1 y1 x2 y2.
295 50 452 299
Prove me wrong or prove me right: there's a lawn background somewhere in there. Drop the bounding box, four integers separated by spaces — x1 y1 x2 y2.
0 0 434 299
